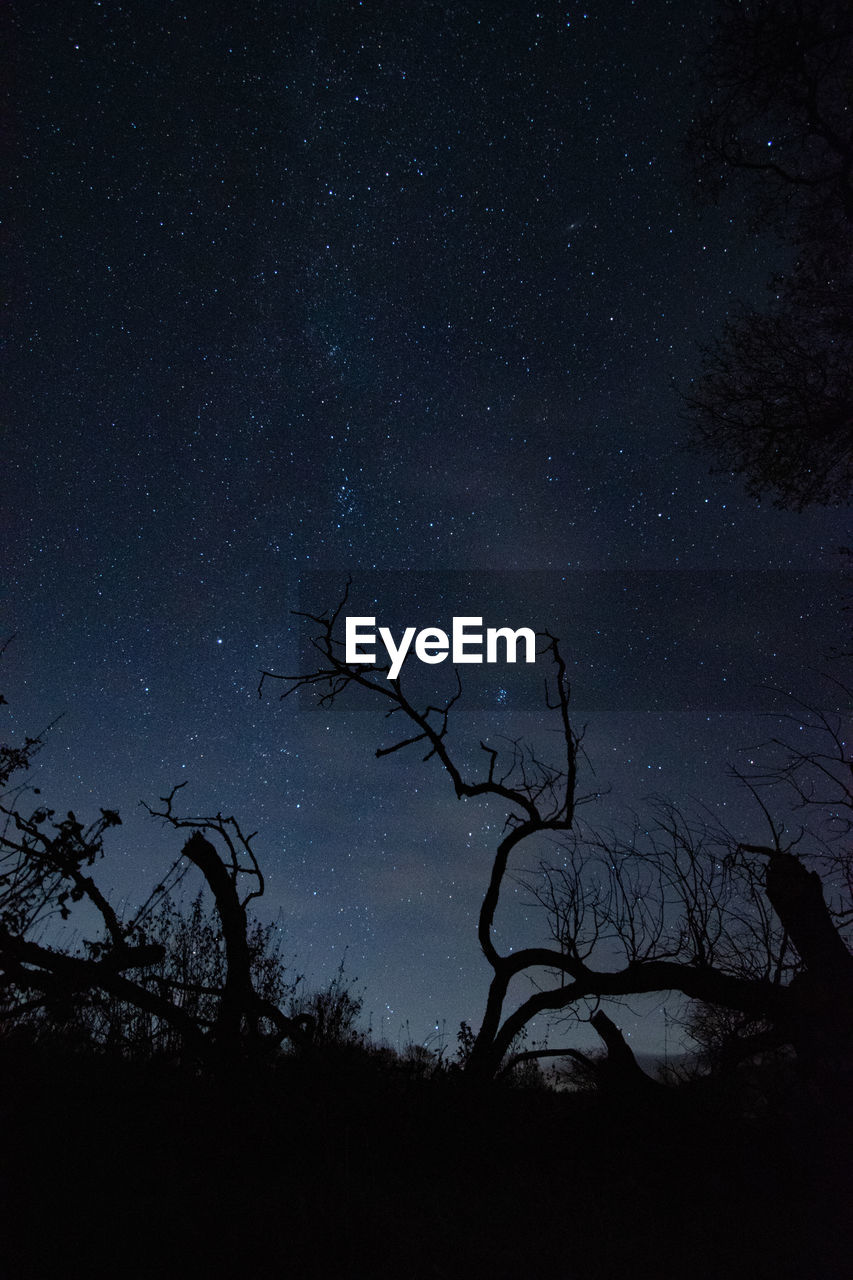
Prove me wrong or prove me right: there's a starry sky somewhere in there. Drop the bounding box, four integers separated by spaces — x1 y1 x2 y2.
4 0 849 1055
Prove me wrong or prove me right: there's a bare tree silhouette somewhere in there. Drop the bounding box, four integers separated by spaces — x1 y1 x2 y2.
0 733 312 1064
265 593 853 1089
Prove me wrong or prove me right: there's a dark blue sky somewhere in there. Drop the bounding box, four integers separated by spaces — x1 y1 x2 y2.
4 0 848 1054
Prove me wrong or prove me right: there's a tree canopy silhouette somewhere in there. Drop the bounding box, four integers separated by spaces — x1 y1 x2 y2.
684 0 853 509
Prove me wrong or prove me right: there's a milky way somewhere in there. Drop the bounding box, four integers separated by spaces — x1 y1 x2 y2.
4 0 847 1053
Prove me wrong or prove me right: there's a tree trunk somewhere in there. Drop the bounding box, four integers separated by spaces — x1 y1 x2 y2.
765 853 853 1090
590 1011 664 1097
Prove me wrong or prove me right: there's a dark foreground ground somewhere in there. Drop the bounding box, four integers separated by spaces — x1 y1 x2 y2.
1 1044 850 1280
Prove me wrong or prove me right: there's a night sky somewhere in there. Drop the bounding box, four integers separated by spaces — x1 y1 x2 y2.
4 0 849 1056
